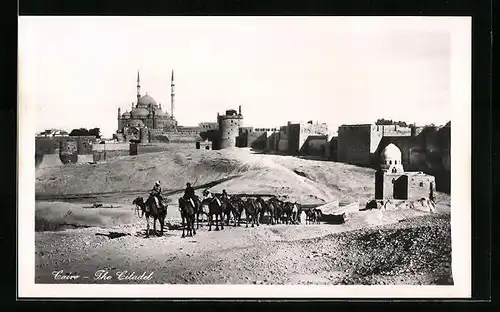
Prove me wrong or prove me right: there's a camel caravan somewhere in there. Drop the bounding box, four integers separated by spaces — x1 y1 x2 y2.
133 181 323 238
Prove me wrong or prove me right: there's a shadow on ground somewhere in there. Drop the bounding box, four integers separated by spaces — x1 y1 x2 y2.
95 232 131 239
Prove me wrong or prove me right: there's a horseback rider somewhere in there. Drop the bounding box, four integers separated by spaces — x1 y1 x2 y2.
150 181 164 208
183 182 196 208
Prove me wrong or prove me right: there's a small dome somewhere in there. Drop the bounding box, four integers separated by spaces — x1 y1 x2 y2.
129 119 144 127
131 107 149 118
122 111 131 119
137 94 157 108
381 143 401 160
154 108 168 117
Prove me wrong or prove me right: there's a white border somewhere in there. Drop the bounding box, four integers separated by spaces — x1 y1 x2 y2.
18 16 471 298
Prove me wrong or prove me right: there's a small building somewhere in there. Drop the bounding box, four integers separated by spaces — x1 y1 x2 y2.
375 143 435 200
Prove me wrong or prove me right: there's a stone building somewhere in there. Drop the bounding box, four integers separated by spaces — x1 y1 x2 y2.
375 143 435 200
214 106 243 149
115 71 178 143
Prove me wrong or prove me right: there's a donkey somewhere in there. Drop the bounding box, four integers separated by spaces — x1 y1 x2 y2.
133 196 167 237
178 197 196 238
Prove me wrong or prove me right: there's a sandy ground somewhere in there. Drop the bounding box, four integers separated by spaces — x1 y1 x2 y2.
35 208 452 285
34 147 452 285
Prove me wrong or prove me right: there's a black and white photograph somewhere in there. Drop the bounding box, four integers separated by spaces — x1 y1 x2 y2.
18 16 471 298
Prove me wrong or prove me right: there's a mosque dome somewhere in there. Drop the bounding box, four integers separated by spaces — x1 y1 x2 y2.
137 94 157 108
154 108 167 117
129 119 144 127
131 107 149 118
121 111 131 119
380 143 404 173
381 143 402 161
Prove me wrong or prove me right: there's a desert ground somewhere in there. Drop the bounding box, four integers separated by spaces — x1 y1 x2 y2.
34 147 452 285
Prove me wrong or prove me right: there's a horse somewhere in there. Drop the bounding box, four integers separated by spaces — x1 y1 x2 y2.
200 196 225 231
132 195 167 237
259 197 275 225
178 197 196 238
244 198 260 227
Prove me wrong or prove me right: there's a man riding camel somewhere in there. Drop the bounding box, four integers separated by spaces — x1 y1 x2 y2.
203 189 221 207
183 182 196 208
150 181 164 209
221 189 230 201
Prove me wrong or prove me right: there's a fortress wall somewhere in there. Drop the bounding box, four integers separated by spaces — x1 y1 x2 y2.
136 142 202 155
91 143 131 162
337 125 372 165
278 139 289 153
247 131 268 150
91 143 131 152
326 137 338 161
266 132 280 152
300 135 329 157
36 136 97 156
287 123 301 154
36 137 61 154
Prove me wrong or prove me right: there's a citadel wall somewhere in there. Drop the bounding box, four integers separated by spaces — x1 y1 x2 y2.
36 136 97 155
300 135 329 157
337 124 372 165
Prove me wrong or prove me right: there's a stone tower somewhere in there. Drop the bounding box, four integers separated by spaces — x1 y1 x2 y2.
171 69 175 120
217 108 243 149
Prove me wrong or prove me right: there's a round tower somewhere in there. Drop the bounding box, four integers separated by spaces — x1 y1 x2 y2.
217 108 243 149
59 140 78 164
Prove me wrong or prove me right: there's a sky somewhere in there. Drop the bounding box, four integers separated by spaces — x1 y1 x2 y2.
18 17 465 138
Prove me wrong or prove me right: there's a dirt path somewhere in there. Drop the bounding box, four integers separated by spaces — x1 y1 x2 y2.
35 210 452 285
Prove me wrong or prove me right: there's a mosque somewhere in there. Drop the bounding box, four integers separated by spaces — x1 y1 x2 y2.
115 70 178 142
375 143 435 201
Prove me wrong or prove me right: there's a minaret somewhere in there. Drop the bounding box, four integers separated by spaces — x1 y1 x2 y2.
117 107 121 130
136 71 141 106
170 69 175 120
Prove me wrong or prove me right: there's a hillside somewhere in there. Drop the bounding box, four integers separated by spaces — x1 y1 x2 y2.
35 146 450 207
